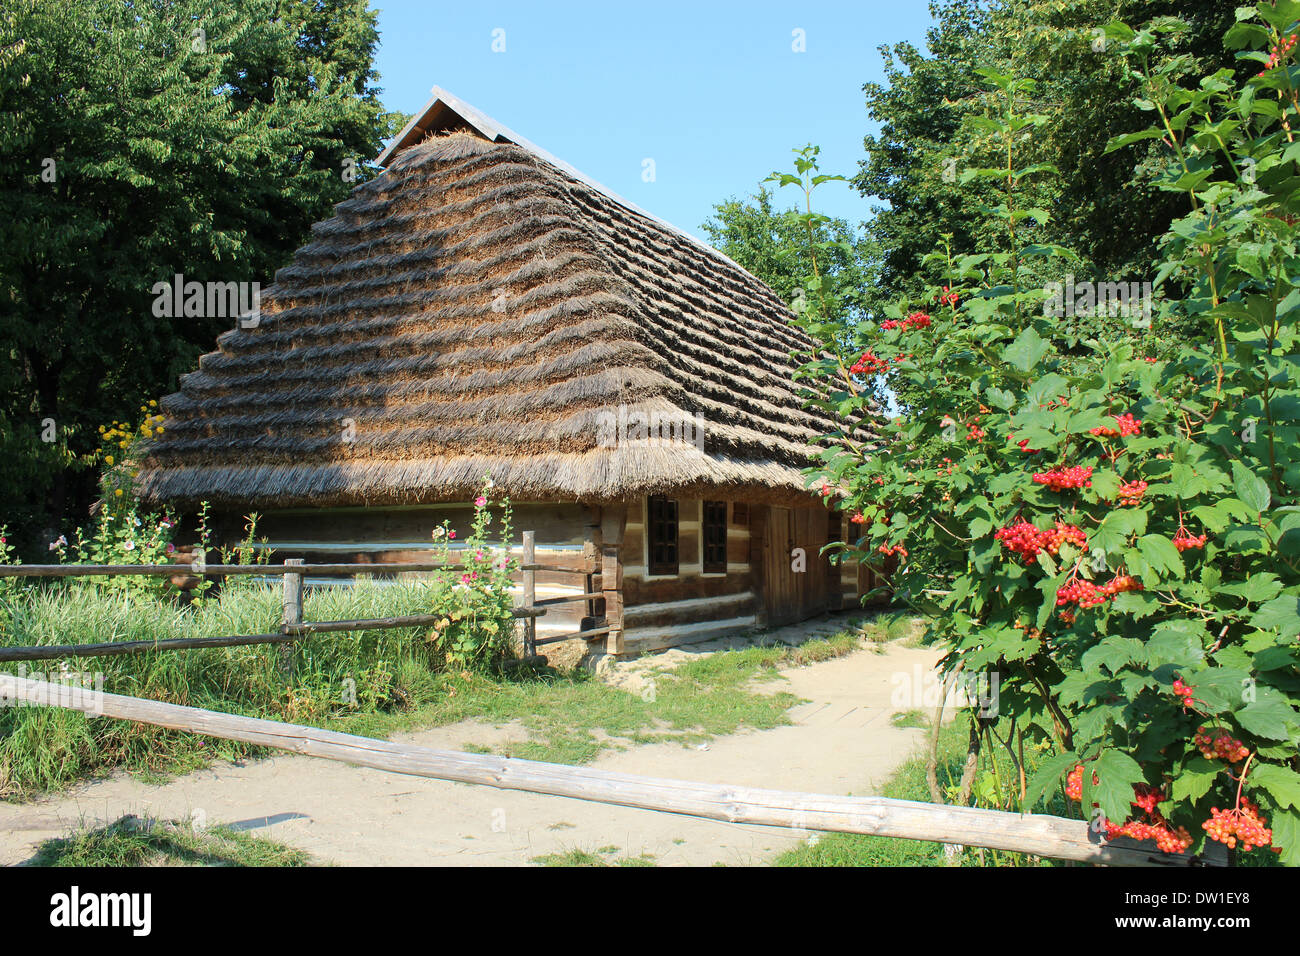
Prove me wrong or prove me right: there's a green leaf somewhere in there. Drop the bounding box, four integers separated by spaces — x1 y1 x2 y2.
1024 750 1079 811
1232 460 1271 514
1170 756 1223 804
1138 534 1185 579
1236 695 1298 741
1250 764 1300 811
1272 808 1300 866
1251 594 1300 639
1002 327 1049 373
1094 750 1144 822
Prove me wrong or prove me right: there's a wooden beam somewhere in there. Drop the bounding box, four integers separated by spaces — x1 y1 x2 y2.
522 531 536 657
0 672 1220 868
600 503 627 656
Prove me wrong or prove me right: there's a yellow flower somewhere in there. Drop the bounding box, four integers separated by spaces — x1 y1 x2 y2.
114 489 123 497
141 427 152 437
157 426 165 434
105 455 114 466
119 441 128 449
149 400 158 407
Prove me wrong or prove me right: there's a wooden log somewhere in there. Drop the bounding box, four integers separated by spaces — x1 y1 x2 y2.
0 672 1220 868
522 531 536 657
600 504 626 656
0 608 549 662
280 559 303 679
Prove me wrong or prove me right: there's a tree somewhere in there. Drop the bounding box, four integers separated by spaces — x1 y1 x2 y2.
701 183 876 332
0 0 403 552
857 0 1244 312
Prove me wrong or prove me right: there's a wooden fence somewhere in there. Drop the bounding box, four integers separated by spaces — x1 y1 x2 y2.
0 530 606 663
0 671 1223 867
0 544 1224 867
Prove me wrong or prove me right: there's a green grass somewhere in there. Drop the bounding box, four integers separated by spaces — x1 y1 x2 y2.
26 815 314 867
777 716 1069 867
1 577 883 798
889 708 930 729
531 847 658 867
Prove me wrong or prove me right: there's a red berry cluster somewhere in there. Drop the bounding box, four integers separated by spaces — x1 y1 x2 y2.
1104 818 1194 855
1173 532 1207 552
1117 480 1147 506
1204 799 1272 851
967 422 986 441
850 350 893 375
1194 726 1250 763
1065 764 1094 802
850 512 865 524
882 311 933 331
1089 413 1142 438
1172 678 1197 712
1033 465 1093 490
939 287 959 307
1005 432 1038 454
994 521 1087 564
1261 33 1297 75
877 542 908 558
1055 574 1142 610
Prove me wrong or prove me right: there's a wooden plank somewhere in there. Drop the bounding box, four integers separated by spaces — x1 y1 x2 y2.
600 504 627 656
0 672 1220 868
522 531 536 657
0 561 585 578
281 559 304 680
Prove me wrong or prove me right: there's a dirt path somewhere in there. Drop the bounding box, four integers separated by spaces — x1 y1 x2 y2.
1 624 944 867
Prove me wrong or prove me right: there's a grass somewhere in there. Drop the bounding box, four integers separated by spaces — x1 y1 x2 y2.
26 815 313 867
1 577 471 797
531 847 658 867
889 708 930 729
1 575 888 798
777 716 1069 867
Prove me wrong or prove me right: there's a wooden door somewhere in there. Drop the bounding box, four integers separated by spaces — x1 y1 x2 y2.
763 506 833 625
763 506 797 626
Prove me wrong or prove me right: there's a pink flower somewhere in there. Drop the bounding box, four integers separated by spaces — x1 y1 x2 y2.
449 530 456 539
474 495 487 508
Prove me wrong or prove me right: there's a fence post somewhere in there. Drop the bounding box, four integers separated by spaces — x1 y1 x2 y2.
281 558 304 680
522 531 536 657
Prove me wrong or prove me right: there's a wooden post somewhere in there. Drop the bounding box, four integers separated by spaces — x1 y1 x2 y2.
749 504 768 627
600 504 626 656
281 558 304 681
522 531 536 657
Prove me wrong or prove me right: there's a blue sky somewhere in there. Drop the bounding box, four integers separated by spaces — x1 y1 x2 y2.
371 1 936 243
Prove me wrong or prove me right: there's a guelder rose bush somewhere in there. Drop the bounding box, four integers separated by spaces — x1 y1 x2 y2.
787 11 1300 862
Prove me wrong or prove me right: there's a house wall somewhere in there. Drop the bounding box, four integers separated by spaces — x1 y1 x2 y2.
205 495 883 660
619 497 759 656
208 502 597 639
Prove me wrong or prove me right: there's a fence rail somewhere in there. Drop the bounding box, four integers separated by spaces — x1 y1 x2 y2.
0 672 1222 868
0 532 611 663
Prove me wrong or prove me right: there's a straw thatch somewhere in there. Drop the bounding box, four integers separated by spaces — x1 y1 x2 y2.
137 95 872 508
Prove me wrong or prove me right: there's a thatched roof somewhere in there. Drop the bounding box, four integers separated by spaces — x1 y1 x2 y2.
137 89 872 508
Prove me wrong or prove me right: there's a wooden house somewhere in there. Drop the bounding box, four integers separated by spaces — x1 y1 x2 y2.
136 89 880 658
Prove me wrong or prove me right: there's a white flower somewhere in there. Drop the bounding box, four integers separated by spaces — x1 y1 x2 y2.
122 540 135 551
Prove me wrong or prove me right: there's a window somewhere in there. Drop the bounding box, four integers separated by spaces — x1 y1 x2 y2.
732 502 749 526
702 501 727 573
647 496 678 575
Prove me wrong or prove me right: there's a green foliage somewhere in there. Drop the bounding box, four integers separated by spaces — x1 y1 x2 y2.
701 183 876 330
0 0 402 551
790 12 1300 863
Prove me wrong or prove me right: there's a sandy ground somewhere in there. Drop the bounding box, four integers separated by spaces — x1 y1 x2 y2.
0 618 945 866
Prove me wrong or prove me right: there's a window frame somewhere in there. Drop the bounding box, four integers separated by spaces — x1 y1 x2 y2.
647 495 679 576
702 500 728 574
